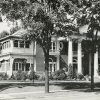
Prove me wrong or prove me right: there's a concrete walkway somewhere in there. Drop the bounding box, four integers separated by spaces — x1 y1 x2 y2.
0 86 100 100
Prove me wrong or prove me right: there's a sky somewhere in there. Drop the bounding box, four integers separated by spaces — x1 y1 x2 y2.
0 16 22 33
0 22 11 33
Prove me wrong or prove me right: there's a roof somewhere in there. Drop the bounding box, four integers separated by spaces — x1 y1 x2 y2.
12 29 28 37
0 28 28 42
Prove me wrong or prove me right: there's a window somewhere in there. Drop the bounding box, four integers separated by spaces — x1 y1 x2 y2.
49 64 52 72
50 41 56 52
14 40 18 47
26 63 30 71
15 63 18 71
25 41 30 48
49 58 57 73
13 63 18 71
2 41 11 49
13 62 23 71
22 63 24 71
13 40 30 48
19 41 24 48
53 42 56 51
73 57 77 63
19 63 21 70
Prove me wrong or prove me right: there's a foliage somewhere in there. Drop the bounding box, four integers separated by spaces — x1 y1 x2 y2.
27 70 40 80
12 70 40 81
0 72 8 80
9 73 16 80
10 26 21 34
1 0 98 92
0 31 9 39
15 70 27 80
77 73 84 80
67 64 74 79
51 69 67 80
38 74 45 81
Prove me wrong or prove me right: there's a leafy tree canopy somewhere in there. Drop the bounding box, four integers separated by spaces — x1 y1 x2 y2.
0 0 80 53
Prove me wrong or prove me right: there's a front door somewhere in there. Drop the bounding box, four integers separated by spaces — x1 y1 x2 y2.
73 64 77 78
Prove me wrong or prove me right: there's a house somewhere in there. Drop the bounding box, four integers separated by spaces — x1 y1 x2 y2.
0 29 36 76
0 29 100 77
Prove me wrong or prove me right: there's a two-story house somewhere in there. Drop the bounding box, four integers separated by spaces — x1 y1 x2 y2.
0 29 100 77
0 29 36 76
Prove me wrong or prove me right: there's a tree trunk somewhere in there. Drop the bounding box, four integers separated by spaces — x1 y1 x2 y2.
91 52 94 91
44 51 49 93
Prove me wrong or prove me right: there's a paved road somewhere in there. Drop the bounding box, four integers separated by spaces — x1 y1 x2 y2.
0 89 100 100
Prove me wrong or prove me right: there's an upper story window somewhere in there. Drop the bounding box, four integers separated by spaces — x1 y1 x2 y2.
50 41 56 52
19 41 24 48
13 40 30 48
2 41 11 49
25 41 30 48
14 40 18 47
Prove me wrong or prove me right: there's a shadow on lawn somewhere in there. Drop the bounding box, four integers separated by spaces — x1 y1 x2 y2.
70 88 100 94
56 82 100 94
0 84 27 92
0 81 100 93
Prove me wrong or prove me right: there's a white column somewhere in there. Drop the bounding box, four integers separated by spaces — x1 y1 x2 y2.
34 41 36 55
57 55 60 70
34 58 36 72
68 39 73 66
77 42 82 74
56 40 60 70
94 47 99 77
7 57 14 76
56 40 59 52
33 41 36 72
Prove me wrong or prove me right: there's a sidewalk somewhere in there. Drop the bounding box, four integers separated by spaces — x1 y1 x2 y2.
0 89 100 100
0 85 100 100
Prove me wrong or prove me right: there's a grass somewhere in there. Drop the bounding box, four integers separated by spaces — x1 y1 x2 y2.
0 80 100 92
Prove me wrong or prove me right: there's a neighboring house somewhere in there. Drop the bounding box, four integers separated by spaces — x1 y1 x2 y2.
0 29 36 76
0 29 100 77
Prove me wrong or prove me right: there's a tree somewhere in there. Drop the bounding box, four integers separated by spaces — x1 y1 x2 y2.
0 0 78 93
76 0 100 91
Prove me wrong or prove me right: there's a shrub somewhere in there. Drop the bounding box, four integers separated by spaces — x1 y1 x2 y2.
77 73 84 80
52 69 67 80
15 70 27 80
28 71 40 80
49 74 53 80
67 64 73 79
0 73 8 80
84 75 90 81
38 74 45 81
9 74 16 80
